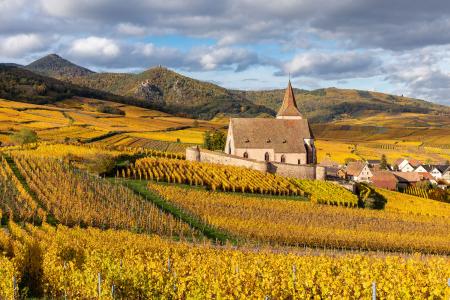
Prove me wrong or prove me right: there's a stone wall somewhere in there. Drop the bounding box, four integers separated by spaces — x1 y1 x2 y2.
269 162 325 180
187 147 268 172
186 146 324 180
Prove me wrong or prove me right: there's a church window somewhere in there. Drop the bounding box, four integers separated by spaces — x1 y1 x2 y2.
243 152 248 158
298 159 301 165
281 155 286 163
264 152 270 161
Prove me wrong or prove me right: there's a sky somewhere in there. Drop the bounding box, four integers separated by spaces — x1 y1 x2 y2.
0 0 449 105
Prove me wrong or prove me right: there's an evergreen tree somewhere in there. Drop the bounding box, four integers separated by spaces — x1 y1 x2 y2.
380 154 388 170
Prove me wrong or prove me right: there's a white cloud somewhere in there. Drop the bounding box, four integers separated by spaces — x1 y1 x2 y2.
190 46 260 71
69 36 120 58
0 34 46 58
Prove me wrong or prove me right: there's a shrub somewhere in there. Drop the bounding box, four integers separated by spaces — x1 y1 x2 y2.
96 104 125 115
11 128 38 145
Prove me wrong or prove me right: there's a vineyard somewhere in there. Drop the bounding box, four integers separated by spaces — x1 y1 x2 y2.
0 222 449 299
9 155 196 238
149 183 450 253
403 185 429 198
90 133 191 153
125 157 305 196
120 157 359 206
377 188 450 217
0 156 44 223
291 179 358 207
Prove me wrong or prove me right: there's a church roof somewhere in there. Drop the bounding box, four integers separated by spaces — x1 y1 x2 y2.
229 118 313 153
277 80 303 118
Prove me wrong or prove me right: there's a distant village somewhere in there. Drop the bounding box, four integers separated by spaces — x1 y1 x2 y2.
321 157 450 197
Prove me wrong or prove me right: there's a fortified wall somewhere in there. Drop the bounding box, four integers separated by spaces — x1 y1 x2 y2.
186 146 325 180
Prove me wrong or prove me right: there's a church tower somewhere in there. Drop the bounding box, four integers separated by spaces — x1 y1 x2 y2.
276 80 303 120
277 80 316 163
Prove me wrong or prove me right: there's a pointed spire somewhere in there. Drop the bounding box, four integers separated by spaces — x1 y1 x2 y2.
276 80 303 119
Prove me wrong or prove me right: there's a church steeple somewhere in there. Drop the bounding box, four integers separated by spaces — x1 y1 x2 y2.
276 80 303 119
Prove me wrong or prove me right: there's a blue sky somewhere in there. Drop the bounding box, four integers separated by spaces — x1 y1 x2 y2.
0 0 449 105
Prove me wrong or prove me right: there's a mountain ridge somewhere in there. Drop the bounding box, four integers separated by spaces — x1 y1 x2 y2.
3 54 449 121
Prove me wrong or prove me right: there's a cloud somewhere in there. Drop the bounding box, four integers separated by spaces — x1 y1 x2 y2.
384 45 450 104
117 23 147 36
0 34 47 58
69 37 121 59
279 52 381 79
190 47 260 71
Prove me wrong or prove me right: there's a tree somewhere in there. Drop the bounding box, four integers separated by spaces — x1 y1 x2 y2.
380 154 388 170
11 128 38 145
203 131 212 149
211 130 226 151
203 130 226 151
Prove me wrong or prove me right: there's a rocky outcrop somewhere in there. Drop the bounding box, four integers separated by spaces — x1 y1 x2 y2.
135 80 165 105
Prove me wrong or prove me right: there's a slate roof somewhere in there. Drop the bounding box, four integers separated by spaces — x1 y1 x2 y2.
230 118 313 153
416 164 434 172
276 80 303 118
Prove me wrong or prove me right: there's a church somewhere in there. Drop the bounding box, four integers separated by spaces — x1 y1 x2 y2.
186 80 323 179
224 80 316 165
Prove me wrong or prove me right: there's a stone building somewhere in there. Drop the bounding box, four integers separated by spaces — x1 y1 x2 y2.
186 80 324 180
224 81 316 165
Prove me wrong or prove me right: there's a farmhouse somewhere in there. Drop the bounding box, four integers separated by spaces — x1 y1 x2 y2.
186 81 324 180
395 158 422 172
224 80 316 165
345 161 373 182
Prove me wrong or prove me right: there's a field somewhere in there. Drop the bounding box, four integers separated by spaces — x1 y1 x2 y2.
1 97 450 298
0 97 221 148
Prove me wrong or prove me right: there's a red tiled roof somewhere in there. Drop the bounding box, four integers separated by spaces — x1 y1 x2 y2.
392 172 421 183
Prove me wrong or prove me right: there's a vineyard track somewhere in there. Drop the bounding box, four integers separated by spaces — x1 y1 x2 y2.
83 130 124 143
115 179 235 244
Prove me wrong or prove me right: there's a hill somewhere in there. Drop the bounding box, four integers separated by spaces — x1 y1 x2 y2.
239 87 450 123
68 66 274 119
25 54 94 79
0 65 157 108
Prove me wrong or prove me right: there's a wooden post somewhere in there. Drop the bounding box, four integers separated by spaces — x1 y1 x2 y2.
292 264 296 292
372 281 376 300
98 272 101 298
13 276 17 299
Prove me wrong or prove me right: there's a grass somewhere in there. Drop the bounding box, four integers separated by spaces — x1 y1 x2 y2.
115 178 235 244
152 180 310 202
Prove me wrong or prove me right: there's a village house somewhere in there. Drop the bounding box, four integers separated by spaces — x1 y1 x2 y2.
430 165 448 179
344 161 373 182
415 164 449 179
371 171 398 190
224 80 316 165
392 172 422 189
443 167 450 182
395 158 422 172
371 170 435 191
